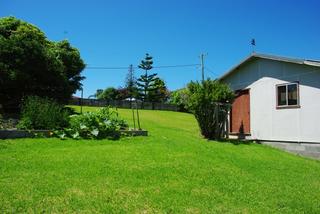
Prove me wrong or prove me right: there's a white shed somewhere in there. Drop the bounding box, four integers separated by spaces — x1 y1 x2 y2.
220 53 320 143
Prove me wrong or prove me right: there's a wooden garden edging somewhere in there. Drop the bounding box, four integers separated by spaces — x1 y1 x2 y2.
0 129 148 139
0 130 51 139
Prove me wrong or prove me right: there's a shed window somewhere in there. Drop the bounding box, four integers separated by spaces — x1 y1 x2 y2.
276 82 299 108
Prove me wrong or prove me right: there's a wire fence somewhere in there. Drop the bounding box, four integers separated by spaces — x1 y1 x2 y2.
69 98 179 112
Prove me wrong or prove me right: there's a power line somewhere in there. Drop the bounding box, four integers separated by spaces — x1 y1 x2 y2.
205 67 220 77
86 66 130 70
153 64 200 69
86 64 200 70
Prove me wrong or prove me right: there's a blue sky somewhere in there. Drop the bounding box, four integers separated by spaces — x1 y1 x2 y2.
1 0 320 97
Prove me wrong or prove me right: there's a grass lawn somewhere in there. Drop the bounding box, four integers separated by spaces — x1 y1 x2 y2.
1 106 320 213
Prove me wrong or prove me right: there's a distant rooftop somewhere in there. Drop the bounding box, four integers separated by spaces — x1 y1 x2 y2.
220 53 320 80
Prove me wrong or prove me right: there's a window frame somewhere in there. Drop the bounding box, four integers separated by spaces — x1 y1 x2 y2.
276 82 300 109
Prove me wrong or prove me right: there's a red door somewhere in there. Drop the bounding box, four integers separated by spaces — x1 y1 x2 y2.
230 89 250 134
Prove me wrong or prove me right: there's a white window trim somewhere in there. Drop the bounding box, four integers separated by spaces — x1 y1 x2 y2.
276 82 300 109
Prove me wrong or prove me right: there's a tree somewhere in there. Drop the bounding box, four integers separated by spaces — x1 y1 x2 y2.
93 89 103 98
125 64 138 100
52 40 85 99
116 87 129 100
148 78 169 103
89 89 103 99
187 79 234 139
96 87 119 101
137 53 159 102
95 89 104 98
0 16 85 112
169 88 189 111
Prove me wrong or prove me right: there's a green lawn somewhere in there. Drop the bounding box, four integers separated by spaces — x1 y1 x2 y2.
0 106 320 213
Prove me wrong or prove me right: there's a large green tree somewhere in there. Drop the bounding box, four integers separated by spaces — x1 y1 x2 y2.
137 53 159 102
0 16 85 112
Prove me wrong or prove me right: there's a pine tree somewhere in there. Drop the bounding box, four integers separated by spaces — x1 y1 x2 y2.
125 64 138 100
137 53 159 102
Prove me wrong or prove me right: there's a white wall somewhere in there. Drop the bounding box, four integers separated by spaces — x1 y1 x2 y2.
222 58 320 143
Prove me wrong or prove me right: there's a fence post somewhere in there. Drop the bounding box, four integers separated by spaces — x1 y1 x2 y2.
226 108 229 139
215 103 219 139
132 101 136 130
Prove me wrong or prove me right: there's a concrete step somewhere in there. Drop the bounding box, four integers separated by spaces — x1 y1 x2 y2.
261 141 320 160
289 151 320 159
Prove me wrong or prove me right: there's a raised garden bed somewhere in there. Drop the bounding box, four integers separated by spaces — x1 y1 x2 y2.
0 129 148 139
120 130 148 136
0 130 51 139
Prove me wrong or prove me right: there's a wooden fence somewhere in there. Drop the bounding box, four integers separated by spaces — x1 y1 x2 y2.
69 98 179 111
214 102 231 139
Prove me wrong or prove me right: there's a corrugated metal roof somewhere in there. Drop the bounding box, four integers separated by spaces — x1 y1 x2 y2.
219 53 320 80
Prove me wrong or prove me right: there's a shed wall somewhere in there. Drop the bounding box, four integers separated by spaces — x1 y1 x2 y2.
222 58 320 143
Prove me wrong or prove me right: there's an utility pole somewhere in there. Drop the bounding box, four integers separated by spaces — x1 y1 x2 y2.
200 53 206 82
128 64 134 100
63 30 68 40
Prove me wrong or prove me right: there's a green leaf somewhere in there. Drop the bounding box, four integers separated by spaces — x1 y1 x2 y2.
91 129 99 137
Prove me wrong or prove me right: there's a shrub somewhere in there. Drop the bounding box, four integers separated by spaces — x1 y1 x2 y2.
56 107 128 139
187 79 234 139
17 96 70 130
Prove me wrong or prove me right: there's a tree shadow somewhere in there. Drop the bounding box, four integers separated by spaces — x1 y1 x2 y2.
211 138 254 146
